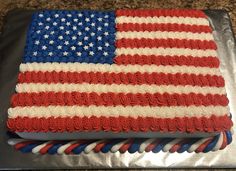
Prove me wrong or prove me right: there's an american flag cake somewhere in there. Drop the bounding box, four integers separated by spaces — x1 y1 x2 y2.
6 9 233 153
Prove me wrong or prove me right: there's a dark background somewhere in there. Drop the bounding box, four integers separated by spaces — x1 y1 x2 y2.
0 0 236 34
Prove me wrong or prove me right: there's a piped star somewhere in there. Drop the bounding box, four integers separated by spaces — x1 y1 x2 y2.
49 40 54 44
89 51 94 56
71 46 76 50
76 52 82 56
84 45 89 50
33 51 38 56
64 41 69 45
103 52 108 56
42 45 47 50
35 40 40 45
63 51 68 56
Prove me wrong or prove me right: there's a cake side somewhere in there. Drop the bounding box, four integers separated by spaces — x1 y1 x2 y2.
7 9 233 135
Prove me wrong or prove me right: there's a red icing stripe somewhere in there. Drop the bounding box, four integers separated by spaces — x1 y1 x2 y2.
11 92 229 107
17 71 224 87
169 140 186 152
7 115 233 133
114 55 220 67
64 141 84 154
116 23 212 33
145 139 161 152
94 141 107 152
116 9 206 18
195 138 212 153
116 38 217 50
220 132 227 150
14 141 34 150
119 139 133 153
39 142 54 154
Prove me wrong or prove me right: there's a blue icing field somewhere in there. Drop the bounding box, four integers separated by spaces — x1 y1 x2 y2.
24 10 116 64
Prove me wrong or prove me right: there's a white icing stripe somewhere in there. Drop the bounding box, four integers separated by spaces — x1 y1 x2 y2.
84 140 104 153
163 138 182 152
8 105 228 119
7 139 28 145
116 48 217 57
212 132 223 151
110 139 130 153
116 31 214 41
20 63 222 76
116 16 209 26
57 141 77 154
139 138 156 153
32 141 52 154
187 137 211 153
16 83 226 95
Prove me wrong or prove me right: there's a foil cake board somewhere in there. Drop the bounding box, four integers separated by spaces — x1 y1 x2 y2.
0 9 236 169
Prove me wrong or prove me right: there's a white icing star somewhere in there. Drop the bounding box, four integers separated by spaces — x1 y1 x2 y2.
90 14 95 18
97 27 102 31
46 18 51 21
67 14 72 17
105 42 109 47
33 51 38 56
71 46 76 50
53 22 57 26
54 14 59 18
84 36 89 40
78 22 83 26
57 45 62 49
85 18 90 22
58 36 63 40
98 46 102 50
104 15 109 18
74 18 78 22
64 41 69 45
85 27 90 31
38 22 43 26
44 35 49 39
49 40 54 44
36 30 41 34
103 52 108 56
63 51 68 56
98 17 103 21
84 45 89 50
78 42 83 46
42 45 47 50
73 26 77 30
65 31 70 35
39 14 44 17
104 32 109 36
45 26 50 30
59 26 64 30
89 51 94 56
90 32 95 36
77 52 82 56
35 40 40 45
97 36 102 41
61 18 66 22
78 13 83 17
91 23 95 27
77 32 82 36
89 43 94 47
104 23 109 26
48 52 53 56
66 22 71 26
50 31 55 35
72 36 77 40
